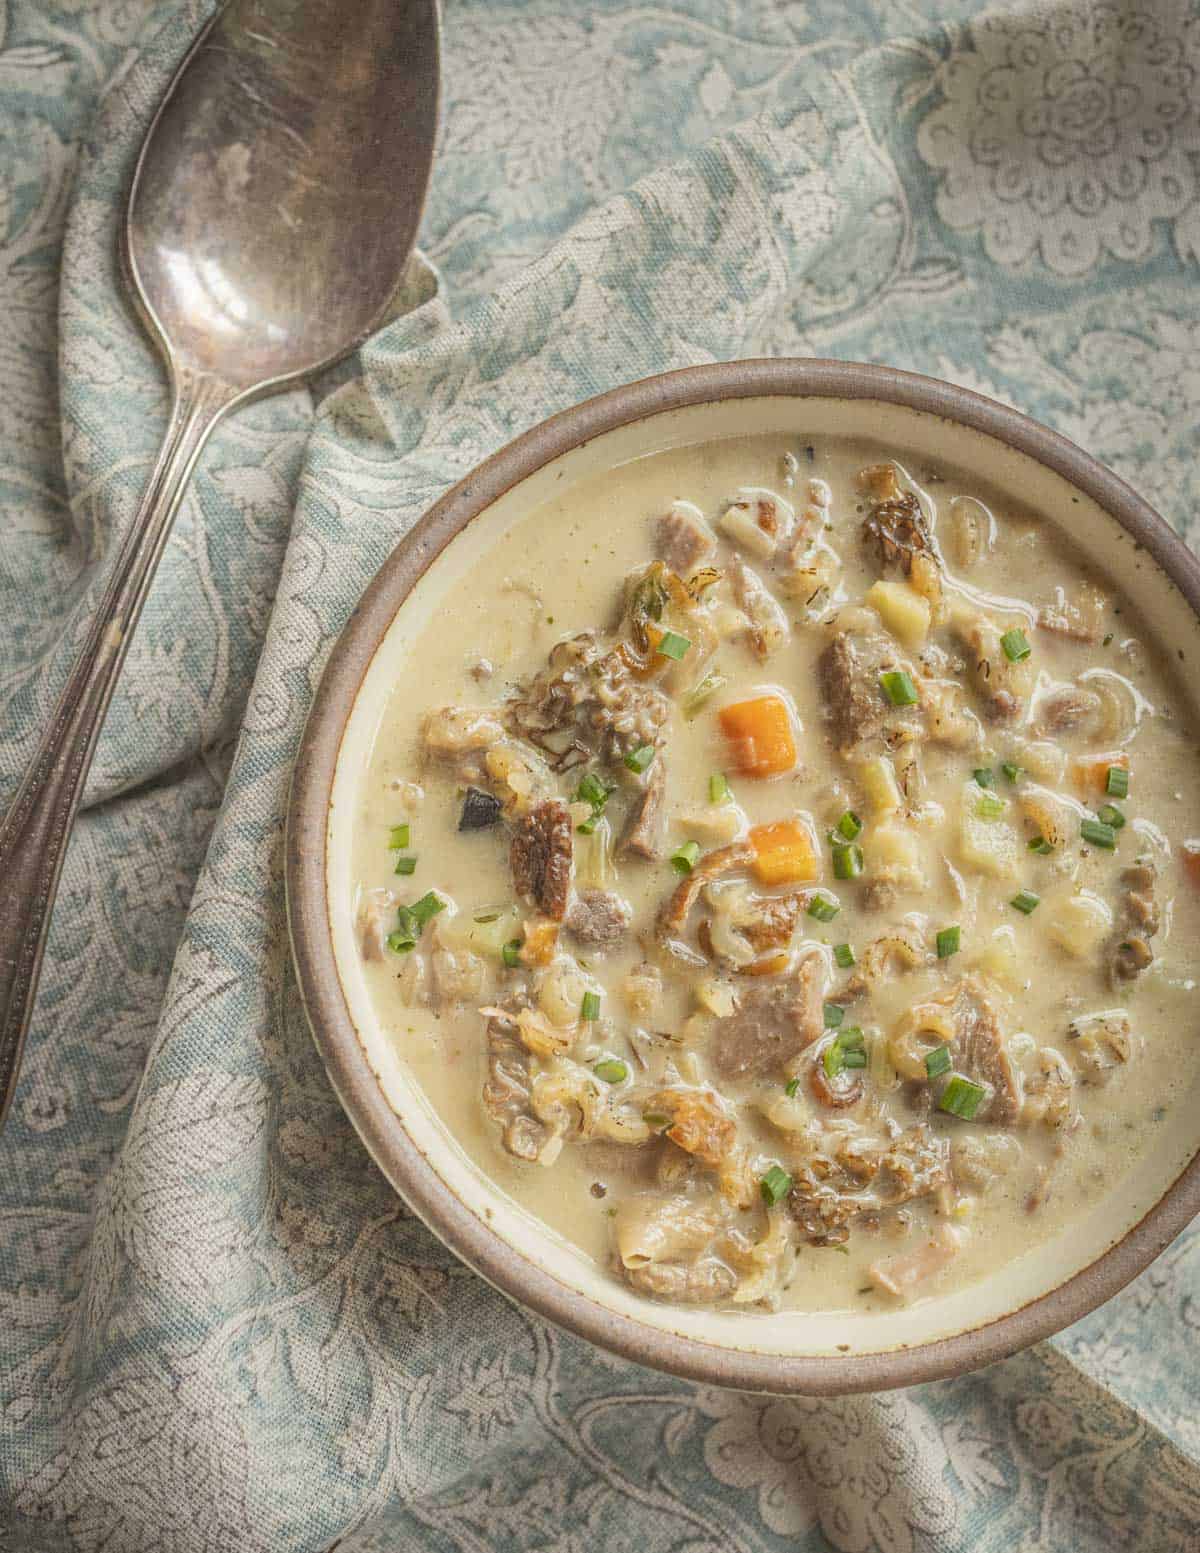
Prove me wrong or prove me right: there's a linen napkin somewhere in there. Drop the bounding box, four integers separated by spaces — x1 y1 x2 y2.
4 0 1200 1548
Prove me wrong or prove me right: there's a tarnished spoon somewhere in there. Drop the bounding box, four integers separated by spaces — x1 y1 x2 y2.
0 0 440 1128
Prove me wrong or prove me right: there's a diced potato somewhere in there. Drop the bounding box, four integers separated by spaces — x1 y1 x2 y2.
696 977 739 1018
972 926 1021 989
749 818 820 885
958 782 1020 878
1045 892 1113 958
865 578 932 650
858 755 903 815
869 820 924 890
1014 739 1067 786
438 907 520 961
681 804 745 845
718 488 794 560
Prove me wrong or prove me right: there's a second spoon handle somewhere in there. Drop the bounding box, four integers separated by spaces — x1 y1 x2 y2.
0 367 234 1129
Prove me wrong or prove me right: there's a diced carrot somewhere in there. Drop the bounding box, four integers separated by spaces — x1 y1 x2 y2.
749 819 819 885
718 695 796 777
1072 751 1129 794
1181 841 1200 889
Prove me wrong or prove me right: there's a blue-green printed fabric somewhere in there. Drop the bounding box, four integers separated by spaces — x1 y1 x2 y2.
3 0 1200 1548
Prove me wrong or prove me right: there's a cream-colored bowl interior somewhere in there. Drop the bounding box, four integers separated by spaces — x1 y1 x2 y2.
328 394 1200 1358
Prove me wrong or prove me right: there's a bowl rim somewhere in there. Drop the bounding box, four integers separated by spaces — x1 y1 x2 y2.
286 357 1200 1395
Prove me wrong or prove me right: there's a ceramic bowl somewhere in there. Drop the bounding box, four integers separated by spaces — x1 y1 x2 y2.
286 359 1200 1394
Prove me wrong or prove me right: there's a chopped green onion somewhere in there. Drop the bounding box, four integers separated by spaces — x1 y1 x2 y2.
842 1049 867 1070
807 892 840 923
709 772 730 804
1081 817 1117 850
624 744 656 774
656 630 691 660
835 810 862 841
474 910 502 924
939 1074 985 1120
393 855 417 876
576 771 614 809
823 1026 865 1078
973 767 995 788
879 669 919 707
823 1003 845 1029
409 892 447 928
833 942 856 969
1010 889 1040 915
593 1059 627 1084
832 842 864 880
1001 762 1023 784
683 669 727 717
1105 765 1129 799
577 814 601 836
388 824 411 849
501 939 522 968
760 1165 793 1206
642 1110 671 1128
386 929 416 954
1000 628 1031 663
1028 835 1053 855
936 926 961 959
581 990 601 1022
925 1044 952 1079
670 840 701 875
1098 803 1126 829
975 793 1006 821
784 1077 801 1098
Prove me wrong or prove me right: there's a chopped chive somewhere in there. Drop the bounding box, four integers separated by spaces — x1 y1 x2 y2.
835 810 862 841
576 771 614 809
656 630 691 660
1028 835 1053 855
409 891 447 927
973 767 995 788
624 744 656 774
501 939 522 968
1000 628 1031 662
581 990 601 1022
834 942 856 969
1105 765 1129 799
824 1002 845 1029
393 855 417 876
474 910 502 924
784 1077 801 1098
683 669 727 717
642 1110 671 1128
842 1049 867 1070
1001 761 1023 784
840 1027 865 1051
593 1058 627 1084
936 925 961 959
670 840 701 875
386 930 416 954
832 842 864 880
1010 889 1040 915
577 814 601 835
388 823 411 849
879 669 919 707
760 1164 793 1206
807 892 840 923
823 1027 865 1079
1081 817 1117 850
975 793 1006 821
925 1044 952 1079
1097 803 1126 829
939 1074 985 1120
709 772 730 803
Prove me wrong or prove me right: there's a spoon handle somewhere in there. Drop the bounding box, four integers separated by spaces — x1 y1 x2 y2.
0 367 234 1130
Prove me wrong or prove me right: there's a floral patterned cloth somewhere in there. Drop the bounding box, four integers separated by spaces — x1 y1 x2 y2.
3 0 1200 1548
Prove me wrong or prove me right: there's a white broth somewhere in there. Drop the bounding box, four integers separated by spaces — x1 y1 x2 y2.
349 433 1200 1314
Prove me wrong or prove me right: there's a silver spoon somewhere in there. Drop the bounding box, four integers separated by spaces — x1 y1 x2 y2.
0 0 440 1128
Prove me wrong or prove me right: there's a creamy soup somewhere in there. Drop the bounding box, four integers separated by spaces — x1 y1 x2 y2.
350 434 1200 1313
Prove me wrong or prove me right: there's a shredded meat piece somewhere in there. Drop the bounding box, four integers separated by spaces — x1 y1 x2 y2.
481 1004 549 1162
657 842 755 942
709 953 825 1081
627 1256 737 1303
648 1087 736 1165
869 1223 962 1297
956 615 1031 723
818 630 921 755
564 889 632 947
621 757 666 860
861 487 934 575
507 631 669 768
656 501 716 574
940 976 1022 1125
731 558 789 660
787 1121 949 1246
1021 1048 1077 1130
511 800 573 921
1109 861 1159 983
357 888 397 961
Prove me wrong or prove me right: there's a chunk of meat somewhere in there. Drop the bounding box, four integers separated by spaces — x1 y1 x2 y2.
657 841 754 942
955 613 1034 723
861 486 935 576
1109 862 1159 983
709 953 825 1081
698 884 806 973
621 756 666 860
718 488 795 560
481 1005 550 1162
648 1087 736 1165
731 558 789 660
940 976 1022 1125
787 1121 950 1246
357 888 397 961
511 800 573 921
1021 1047 1077 1130
656 500 717 574
507 631 669 767
818 630 922 755
564 889 632 947
868 1223 962 1298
